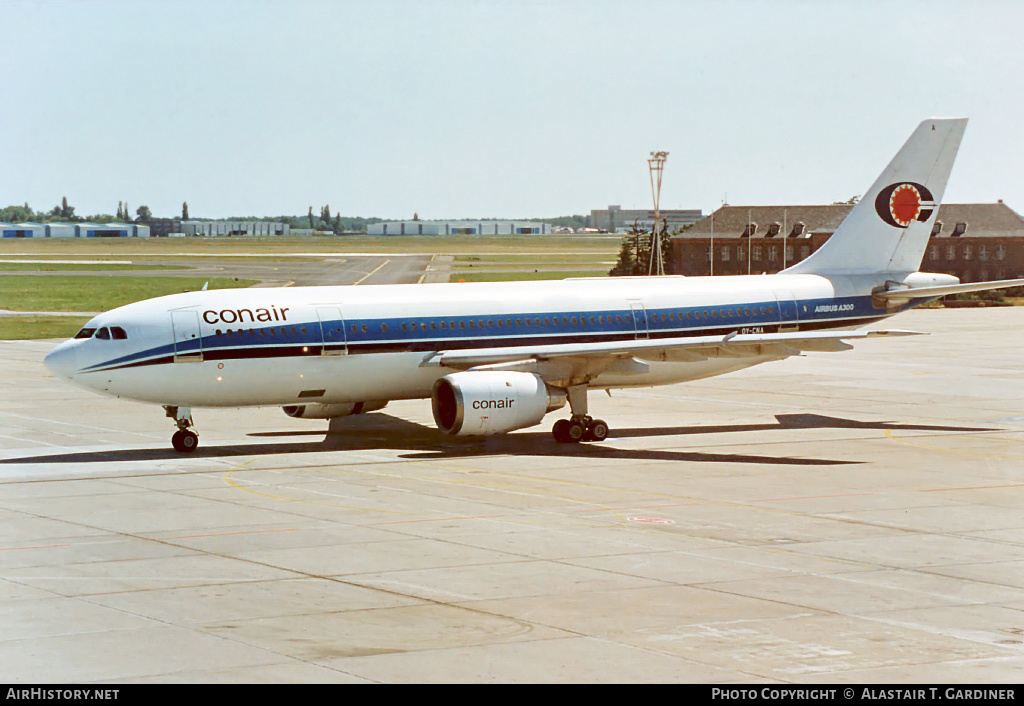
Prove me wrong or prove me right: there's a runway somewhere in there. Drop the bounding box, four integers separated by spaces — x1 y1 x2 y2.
2 307 1024 682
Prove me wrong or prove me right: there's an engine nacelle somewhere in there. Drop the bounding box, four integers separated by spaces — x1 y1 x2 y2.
431 371 566 436
283 401 388 419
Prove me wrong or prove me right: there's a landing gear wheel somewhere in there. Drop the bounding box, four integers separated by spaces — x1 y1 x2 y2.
585 419 609 442
165 405 198 453
171 429 199 453
567 419 586 442
553 418 591 443
552 419 571 443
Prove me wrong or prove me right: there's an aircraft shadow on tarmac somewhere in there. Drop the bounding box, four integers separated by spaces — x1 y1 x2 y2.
2 413 997 468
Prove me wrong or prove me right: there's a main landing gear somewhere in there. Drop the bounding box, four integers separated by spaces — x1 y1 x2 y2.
552 416 609 443
551 385 609 444
164 405 199 453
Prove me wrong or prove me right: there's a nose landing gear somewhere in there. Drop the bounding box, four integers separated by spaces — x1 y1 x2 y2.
164 405 199 453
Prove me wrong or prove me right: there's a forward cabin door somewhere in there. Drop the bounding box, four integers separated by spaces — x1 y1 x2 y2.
171 310 204 363
629 302 649 339
317 306 348 355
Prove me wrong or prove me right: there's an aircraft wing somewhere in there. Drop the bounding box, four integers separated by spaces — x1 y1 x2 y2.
424 328 922 371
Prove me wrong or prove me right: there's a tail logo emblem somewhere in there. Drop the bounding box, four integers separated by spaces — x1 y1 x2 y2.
875 182 936 228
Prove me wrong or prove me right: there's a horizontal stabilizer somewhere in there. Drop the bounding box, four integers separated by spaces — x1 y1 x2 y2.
878 278 1024 304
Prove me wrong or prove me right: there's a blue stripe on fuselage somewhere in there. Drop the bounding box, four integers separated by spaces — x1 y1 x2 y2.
80 294 889 373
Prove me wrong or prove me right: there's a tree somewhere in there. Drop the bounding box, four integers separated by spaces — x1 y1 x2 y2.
54 197 75 221
608 220 676 276
182 202 189 220
609 239 637 276
308 207 314 229
1 204 37 222
609 221 648 276
135 205 152 223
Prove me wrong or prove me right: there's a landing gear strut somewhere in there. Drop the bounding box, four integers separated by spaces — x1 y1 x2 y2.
551 385 609 444
164 405 199 453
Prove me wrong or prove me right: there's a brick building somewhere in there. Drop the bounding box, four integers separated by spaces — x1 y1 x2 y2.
671 202 1024 282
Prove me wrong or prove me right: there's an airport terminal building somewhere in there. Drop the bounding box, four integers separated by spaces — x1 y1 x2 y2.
368 220 552 235
591 205 703 233
671 201 1024 283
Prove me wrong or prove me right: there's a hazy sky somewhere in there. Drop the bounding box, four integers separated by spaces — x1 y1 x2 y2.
4 0 1023 220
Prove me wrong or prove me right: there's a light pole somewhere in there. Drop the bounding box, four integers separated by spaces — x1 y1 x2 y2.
648 151 668 276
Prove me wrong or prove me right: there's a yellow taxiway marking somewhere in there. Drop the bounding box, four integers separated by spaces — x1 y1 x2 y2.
417 254 437 284
156 529 299 540
353 259 389 285
222 459 425 517
884 427 1024 462
217 456 879 570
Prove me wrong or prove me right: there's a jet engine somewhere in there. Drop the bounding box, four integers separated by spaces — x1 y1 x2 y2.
431 371 566 436
283 401 388 419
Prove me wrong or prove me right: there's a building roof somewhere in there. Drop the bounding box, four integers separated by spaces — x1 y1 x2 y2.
931 203 1024 238
677 202 1024 239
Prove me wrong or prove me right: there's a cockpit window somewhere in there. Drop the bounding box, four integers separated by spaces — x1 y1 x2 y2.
86 326 128 341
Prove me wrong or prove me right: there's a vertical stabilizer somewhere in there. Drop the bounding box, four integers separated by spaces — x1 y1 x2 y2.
784 118 967 276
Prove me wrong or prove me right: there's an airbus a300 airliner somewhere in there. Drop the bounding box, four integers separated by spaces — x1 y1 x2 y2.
44 118 1024 452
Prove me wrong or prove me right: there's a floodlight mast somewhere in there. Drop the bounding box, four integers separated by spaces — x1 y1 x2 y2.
648 151 668 276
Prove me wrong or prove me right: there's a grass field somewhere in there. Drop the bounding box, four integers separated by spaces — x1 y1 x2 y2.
0 263 189 271
0 254 322 262
452 270 608 283
453 254 615 264
0 234 619 256
0 316 92 340
450 252 613 279
0 276 258 313
453 265 610 274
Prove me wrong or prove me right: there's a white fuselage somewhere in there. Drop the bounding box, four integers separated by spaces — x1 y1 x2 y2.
43 272 898 409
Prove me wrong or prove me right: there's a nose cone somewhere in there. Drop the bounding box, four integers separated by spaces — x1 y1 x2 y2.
43 341 79 380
